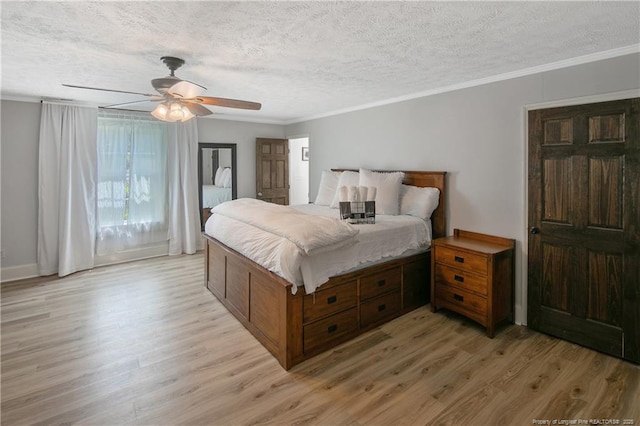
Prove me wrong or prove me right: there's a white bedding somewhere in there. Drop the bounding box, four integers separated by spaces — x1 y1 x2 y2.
204 202 432 294
202 185 232 208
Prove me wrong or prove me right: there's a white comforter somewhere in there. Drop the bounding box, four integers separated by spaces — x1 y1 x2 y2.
202 185 232 208
205 200 431 294
212 198 358 255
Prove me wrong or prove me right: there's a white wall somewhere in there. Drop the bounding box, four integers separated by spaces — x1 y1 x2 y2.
285 53 640 325
1 101 41 275
197 118 285 199
288 137 310 205
0 103 284 279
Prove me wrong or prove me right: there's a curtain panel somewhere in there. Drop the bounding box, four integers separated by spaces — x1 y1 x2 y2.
38 103 98 277
168 119 203 255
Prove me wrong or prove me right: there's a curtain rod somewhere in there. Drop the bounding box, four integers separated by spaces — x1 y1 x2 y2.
40 99 97 108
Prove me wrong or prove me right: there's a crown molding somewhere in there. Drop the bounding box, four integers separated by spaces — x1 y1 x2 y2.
285 44 640 125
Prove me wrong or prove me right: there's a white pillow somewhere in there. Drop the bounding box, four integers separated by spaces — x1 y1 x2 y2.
330 171 360 208
314 170 341 206
214 167 225 186
400 185 440 221
221 168 232 188
359 169 405 215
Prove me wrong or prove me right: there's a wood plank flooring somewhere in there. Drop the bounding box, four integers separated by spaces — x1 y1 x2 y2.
2 253 639 425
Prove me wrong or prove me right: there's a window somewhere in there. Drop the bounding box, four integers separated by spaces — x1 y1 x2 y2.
96 112 169 255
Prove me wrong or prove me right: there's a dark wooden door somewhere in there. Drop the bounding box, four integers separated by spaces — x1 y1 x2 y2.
256 138 289 205
528 98 639 363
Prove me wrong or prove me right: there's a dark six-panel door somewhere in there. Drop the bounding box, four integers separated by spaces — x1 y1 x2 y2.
528 98 639 363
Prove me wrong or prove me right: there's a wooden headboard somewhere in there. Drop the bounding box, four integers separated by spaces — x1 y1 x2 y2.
332 169 447 239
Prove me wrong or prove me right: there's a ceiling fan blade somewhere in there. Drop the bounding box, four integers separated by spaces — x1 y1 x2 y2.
182 102 213 117
168 80 207 99
192 96 262 110
62 84 155 97
103 97 164 109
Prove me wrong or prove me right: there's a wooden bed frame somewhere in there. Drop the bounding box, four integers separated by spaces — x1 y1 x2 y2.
204 170 447 369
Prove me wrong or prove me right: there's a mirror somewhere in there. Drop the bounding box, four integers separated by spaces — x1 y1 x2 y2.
198 143 237 230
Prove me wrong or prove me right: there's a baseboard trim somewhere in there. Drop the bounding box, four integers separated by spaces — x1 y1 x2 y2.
94 243 170 268
0 264 39 283
1 243 171 284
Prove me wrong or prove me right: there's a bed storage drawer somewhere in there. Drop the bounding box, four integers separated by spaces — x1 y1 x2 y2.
303 307 358 353
360 291 401 328
303 280 357 323
360 266 401 300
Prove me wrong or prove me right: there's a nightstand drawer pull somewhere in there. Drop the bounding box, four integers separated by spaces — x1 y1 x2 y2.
377 279 386 287
454 275 464 283
327 295 337 304
378 304 386 312
327 324 338 333
453 294 464 302
454 256 465 263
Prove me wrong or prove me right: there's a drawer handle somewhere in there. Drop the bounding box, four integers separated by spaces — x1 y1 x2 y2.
454 256 465 263
378 304 386 312
454 275 464 283
327 295 337 304
327 324 338 333
377 279 386 287
453 294 464 302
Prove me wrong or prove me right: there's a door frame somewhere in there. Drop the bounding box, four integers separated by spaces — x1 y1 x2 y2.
285 133 311 206
521 88 640 326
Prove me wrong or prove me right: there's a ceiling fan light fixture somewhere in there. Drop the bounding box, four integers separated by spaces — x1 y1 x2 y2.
169 101 184 121
180 105 195 122
151 102 169 121
150 100 196 122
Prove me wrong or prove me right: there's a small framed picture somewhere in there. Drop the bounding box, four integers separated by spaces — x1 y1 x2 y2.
302 147 309 161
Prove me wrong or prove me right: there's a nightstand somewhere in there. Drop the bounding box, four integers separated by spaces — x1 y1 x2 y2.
431 229 515 337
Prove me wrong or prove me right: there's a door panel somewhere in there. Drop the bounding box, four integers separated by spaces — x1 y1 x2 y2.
256 138 289 205
528 98 639 363
588 156 623 229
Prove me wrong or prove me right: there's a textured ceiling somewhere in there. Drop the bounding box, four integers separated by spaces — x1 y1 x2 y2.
1 1 639 124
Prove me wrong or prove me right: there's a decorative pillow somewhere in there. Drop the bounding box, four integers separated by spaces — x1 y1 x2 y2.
366 187 377 201
221 168 232 188
214 167 225 186
359 169 404 215
314 170 341 206
400 185 440 221
330 171 360 208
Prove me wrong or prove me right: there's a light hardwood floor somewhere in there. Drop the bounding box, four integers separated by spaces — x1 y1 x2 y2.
2 253 639 425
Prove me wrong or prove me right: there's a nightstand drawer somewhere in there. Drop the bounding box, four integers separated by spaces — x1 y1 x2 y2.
360 266 401 300
434 264 487 296
435 246 487 275
435 284 487 317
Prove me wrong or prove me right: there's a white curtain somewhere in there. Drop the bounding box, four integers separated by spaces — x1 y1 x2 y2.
168 119 203 255
96 115 169 255
38 103 98 276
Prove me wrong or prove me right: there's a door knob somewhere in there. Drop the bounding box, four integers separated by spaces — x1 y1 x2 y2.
257 192 263 197
530 227 539 234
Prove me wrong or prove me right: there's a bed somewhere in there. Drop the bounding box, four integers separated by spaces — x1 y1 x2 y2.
203 185 232 208
204 170 446 369
201 167 233 223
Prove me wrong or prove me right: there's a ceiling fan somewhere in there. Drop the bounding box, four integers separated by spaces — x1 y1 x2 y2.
63 56 261 122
